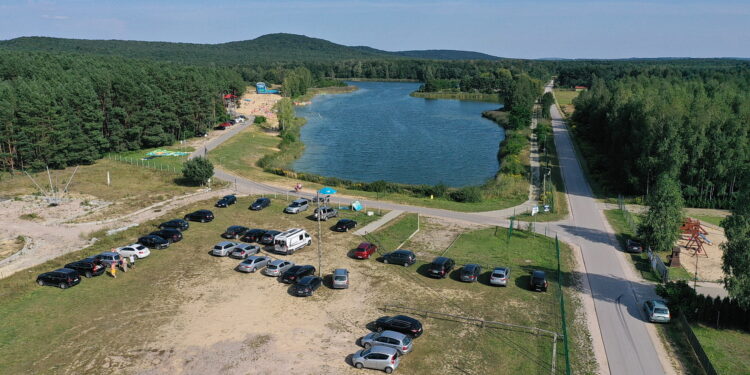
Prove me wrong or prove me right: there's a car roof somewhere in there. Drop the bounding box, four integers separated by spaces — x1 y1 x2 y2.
393 249 413 255
368 346 398 355
222 195 234 199
246 255 267 261
269 259 290 266
99 251 118 256
334 268 348 275
493 267 508 272
216 241 236 246
338 219 354 223
292 198 308 203
651 300 669 308
228 225 246 230
255 197 269 202
196 209 212 213
432 256 452 264
379 330 408 340
298 275 319 283
390 315 420 325
55 268 77 273
358 242 373 247
463 264 480 270
235 243 255 249
532 270 546 277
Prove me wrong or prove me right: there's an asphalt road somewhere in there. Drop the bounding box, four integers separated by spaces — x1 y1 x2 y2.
195 91 670 374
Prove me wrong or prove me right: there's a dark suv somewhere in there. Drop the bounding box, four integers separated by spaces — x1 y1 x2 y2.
427 257 455 279
159 219 189 231
150 229 183 243
259 230 281 245
250 197 271 211
460 264 482 282
36 268 81 289
215 195 237 208
383 250 416 267
374 315 424 338
280 265 316 284
222 225 249 239
290 276 323 296
530 270 548 292
184 209 214 222
138 235 170 249
65 259 106 278
334 219 357 232
241 229 267 243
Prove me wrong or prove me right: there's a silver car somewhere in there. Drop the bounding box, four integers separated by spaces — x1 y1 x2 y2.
212 241 239 257
284 198 309 214
351 346 400 373
643 300 671 323
264 259 295 276
332 268 349 289
236 255 271 273
229 243 261 259
489 267 510 286
361 330 412 355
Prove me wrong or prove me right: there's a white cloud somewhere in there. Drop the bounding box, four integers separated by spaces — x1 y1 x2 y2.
41 14 68 20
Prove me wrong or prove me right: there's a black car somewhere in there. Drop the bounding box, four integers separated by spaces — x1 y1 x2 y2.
184 209 214 223
626 239 643 253
222 225 249 239
36 268 81 289
460 264 482 282
427 257 455 279
159 219 189 231
150 228 183 243
280 265 316 284
259 230 282 245
64 259 106 278
530 270 548 292
383 249 416 267
241 229 267 243
333 219 357 232
290 276 323 296
250 197 271 211
215 195 237 208
374 315 424 338
138 235 170 249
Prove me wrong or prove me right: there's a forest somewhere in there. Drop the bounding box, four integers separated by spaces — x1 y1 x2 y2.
570 66 750 208
0 51 245 171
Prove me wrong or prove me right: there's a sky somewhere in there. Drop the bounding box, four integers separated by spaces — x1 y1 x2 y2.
0 0 748 59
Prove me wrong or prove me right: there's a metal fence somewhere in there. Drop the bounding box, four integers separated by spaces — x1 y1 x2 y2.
678 315 718 375
555 236 572 375
106 154 182 174
647 247 670 283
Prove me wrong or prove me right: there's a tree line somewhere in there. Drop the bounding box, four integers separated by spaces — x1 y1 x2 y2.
0 51 244 172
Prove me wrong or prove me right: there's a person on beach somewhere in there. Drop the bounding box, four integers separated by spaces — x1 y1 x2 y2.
128 254 136 269
109 262 117 278
121 257 128 272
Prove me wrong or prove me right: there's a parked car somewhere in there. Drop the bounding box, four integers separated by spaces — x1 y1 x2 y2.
626 239 643 253
313 206 338 220
374 315 423 338
259 230 281 245
236 255 272 273
284 198 309 214
64 259 105 278
149 228 183 243
241 229 266 243
353 242 378 259
361 330 413 355
215 195 237 208
643 300 671 323
263 259 295 277
217 122 231 130
351 346 400 374
212 241 239 256
184 209 214 223
116 243 151 259
93 251 122 266
334 219 357 232
138 235 170 250
290 275 323 296
489 267 510 286
229 244 261 259
332 268 350 289
382 250 416 267
280 265 316 284
530 270 548 292
460 264 482 282
158 219 189 231
250 197 271 210
36 268 81 289
222 225 249 239
426 256 455 279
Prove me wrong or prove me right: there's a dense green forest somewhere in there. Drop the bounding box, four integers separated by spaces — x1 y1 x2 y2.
0 51 244 171
570 67 750 208
0 33 499 64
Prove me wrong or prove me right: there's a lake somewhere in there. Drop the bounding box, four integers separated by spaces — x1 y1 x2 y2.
292 81 504 187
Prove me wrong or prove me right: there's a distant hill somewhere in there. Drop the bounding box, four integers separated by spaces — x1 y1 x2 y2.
0 33 500 64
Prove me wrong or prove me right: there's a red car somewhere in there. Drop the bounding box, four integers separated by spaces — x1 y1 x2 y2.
217 122 231 130
353 242 378 259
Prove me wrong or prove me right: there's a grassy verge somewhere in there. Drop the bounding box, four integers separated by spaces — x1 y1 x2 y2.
410 91 501 103
364 213 418 252
553 89 579 106
689 215 724 227
654 323 707 375
377 226 595 374
209 126 527 212
691 323 750 374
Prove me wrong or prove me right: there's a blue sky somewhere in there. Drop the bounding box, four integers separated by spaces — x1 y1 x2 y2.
1 0 748 58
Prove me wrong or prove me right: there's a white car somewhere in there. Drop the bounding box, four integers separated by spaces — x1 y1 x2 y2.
116 244 151 259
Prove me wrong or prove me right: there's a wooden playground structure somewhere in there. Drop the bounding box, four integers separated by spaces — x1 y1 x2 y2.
680 218 712 257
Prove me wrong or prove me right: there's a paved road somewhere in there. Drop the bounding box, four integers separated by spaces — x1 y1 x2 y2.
195 92 672 374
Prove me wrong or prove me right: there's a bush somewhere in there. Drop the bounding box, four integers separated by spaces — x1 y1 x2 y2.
253 116 266 124
449 186 483 203
182 157 214 185
656 281 697 319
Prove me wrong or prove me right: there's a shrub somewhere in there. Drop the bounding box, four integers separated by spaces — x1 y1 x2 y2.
449 186 483 203
253 115 267 124
182 157 214 185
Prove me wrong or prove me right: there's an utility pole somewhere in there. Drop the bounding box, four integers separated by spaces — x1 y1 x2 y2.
317 191 323 276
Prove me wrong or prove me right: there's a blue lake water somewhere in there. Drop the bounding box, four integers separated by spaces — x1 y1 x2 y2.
292 81 504 187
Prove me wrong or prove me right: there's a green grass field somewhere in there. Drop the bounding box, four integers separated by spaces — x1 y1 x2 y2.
105 144 194 171
209 126 528 213
692 324 750 374
553 89 579 107
689 214 725 227
363 213 418 252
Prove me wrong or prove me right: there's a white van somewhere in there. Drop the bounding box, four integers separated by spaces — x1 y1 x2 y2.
273 228 312 255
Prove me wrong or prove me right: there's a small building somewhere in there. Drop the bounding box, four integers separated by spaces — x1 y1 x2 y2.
256 82 279 94
574 86 588 91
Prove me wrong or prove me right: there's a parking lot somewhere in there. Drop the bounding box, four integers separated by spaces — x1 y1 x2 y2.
0 195 592 374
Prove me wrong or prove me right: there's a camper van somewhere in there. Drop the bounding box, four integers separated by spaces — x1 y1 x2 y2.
273 228 312 255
